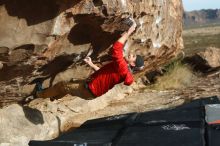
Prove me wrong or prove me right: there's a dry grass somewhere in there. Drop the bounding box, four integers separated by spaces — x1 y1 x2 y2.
150 61 195 90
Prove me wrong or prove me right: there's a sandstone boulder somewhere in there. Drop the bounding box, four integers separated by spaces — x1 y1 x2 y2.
197 47 220 68
0 0 183 106
184 47 220 73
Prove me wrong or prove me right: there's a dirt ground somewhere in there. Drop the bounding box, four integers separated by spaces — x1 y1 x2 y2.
183 25 220 36
183 25 220 55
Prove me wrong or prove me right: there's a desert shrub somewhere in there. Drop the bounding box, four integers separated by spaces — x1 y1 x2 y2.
150 60 195 90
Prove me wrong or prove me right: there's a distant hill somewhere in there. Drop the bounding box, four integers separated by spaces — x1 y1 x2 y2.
184 9 220 28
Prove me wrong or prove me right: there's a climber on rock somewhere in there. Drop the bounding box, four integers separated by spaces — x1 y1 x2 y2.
35 20 144 100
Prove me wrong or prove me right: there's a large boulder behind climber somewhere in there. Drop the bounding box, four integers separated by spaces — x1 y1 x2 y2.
197 47 220 68
184 47 220 73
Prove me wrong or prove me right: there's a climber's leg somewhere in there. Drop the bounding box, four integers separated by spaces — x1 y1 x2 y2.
66 80 95 100
36 81 68 99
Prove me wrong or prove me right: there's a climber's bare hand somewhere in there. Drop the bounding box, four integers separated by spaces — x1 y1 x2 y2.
128 19 137 34
84 57 93 65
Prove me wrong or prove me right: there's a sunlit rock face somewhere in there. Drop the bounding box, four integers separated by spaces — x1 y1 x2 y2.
0 0 183 106
0 0 183 146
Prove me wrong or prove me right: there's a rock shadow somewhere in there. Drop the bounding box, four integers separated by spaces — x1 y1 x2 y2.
22 106 44 125
0 44 36 82
0 0 80 26
183 55 211 73
68 14 120 59
0 46 9 62
30 53 79 86
56 116 62 135
0 64 35 82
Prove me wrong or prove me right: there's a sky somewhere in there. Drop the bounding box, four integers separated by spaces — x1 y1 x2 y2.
182 0 220 11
